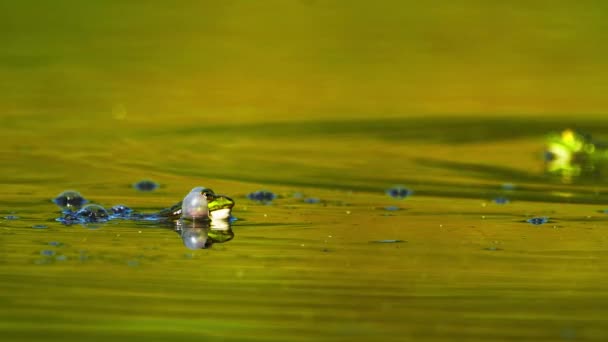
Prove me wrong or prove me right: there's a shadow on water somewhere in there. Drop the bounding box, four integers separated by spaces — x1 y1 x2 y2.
414 158 546 183
167 162 608 206
165 116 608 143
140 116 608 204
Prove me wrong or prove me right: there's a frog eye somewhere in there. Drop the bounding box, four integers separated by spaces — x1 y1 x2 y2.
200 188 216 200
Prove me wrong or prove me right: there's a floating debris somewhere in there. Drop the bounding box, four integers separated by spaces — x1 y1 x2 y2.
370 239 405 244
133 180 159 192
526 217 549 225
32 224 48 229
384 205 401 211
40 250 56 257
127 260 140 267
493 197 510 205
247 190 277 203
303 197 321 204
3 215 19 220
78 251 89 262
501 183 516 191
48 241 63 247
385 186 413 199
52 190 88 209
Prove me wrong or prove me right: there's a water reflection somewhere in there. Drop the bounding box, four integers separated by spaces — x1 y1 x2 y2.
175 218 234 250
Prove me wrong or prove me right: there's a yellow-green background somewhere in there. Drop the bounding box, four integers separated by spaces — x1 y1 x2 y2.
2 0 608 122
2 1 608 341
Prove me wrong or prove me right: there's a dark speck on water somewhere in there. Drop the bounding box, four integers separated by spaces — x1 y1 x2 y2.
371 239 405 243
385 186 413 199
127 260 140 267
32 224 48 229
48 241 63 247
493 197 510 205
526 217 549 225
303 197 321 204
502 183 516 190
40 250 55 256
79 251 89 262
384 205 401 211
247 190 277 203
133 180 159 192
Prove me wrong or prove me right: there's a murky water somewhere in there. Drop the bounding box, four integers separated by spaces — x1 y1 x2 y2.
3 1 608 341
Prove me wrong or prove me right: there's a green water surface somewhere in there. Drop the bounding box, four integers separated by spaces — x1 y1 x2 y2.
2 1 608 341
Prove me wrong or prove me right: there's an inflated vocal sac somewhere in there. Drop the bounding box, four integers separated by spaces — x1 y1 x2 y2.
181 187 210 220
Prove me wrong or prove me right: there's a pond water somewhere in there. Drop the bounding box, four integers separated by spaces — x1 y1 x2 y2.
2 115 608 341
3 1 608 341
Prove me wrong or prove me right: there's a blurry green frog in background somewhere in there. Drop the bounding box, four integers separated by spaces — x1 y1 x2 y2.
545 129 608 183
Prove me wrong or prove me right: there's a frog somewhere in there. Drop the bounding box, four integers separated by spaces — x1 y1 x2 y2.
544 129 608 183
53 187 235 224
52 187 236 249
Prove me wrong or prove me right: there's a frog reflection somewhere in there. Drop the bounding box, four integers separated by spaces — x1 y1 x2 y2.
544 129 608 183
175 218 234 250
